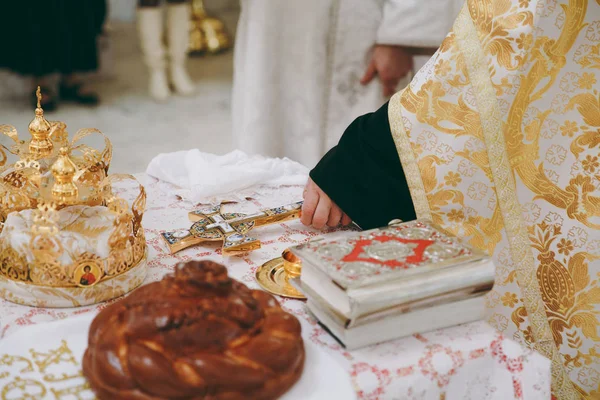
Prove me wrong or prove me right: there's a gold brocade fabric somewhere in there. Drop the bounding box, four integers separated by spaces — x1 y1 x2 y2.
389 0 600 398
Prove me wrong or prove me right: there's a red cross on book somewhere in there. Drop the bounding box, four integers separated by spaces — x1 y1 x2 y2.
341 235 436 268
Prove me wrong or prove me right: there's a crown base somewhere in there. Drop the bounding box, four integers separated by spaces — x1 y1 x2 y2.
0 252 147 308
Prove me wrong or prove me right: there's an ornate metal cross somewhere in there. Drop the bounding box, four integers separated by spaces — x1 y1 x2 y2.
162 201 303 255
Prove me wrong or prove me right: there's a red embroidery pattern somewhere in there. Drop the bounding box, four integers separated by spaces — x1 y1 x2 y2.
419 344 465 387
351 362 393 400
491 337 525 400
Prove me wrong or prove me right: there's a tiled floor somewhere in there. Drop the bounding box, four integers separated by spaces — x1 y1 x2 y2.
0 11 238 174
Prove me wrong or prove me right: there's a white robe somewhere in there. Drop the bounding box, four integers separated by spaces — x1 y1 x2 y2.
232 0 464 167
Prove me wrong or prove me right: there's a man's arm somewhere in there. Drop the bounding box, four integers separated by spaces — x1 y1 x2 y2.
302 102 416 230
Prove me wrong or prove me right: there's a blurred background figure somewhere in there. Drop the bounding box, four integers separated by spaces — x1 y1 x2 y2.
0 0 107 111
232 0 463 168
0 1 464 174
137 0 195 101
0 0 236 174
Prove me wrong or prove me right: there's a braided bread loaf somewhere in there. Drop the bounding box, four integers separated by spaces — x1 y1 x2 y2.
83 260 305 400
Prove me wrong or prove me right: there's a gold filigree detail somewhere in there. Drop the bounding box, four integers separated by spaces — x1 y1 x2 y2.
1 376 46 400
1 340 95 399
0 88 112 218
30 340 77 374
0 174 147 288
50 382 92 400
0 247 28 281
70 127 112 176
0 355 34 378
0 124 19 144
48 121 68 143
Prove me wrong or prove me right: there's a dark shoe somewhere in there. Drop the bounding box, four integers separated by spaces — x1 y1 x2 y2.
59 83 100 106
31 86 58 112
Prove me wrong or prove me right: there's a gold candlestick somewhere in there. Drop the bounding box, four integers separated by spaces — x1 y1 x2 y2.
189 0 232 55
282 249 302 279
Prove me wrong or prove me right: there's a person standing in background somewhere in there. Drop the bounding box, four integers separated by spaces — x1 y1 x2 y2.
232 0 464 168
0 0 107 111
137 0 195 101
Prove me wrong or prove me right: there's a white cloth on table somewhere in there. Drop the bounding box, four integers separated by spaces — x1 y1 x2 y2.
146 149 309 204
232 0 463 168
0 177 551 399
0 313 356 400
0 206 116 265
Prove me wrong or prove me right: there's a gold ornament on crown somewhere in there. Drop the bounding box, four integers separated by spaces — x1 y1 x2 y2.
0 89 146 302
0 175 147 289
0 87 112 224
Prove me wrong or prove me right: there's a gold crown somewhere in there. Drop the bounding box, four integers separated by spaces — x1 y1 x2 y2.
0 90 146 308
0 175 146 287
0 87 112 223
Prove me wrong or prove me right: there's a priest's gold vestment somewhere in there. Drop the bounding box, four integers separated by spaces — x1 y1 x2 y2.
389 0 600 398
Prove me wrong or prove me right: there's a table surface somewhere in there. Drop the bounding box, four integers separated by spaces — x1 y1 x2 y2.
0 175 551 399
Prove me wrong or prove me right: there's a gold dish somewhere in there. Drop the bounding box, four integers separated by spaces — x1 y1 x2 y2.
255 250 305 299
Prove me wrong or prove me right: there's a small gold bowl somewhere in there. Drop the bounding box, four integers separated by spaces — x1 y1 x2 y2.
282 249 302 278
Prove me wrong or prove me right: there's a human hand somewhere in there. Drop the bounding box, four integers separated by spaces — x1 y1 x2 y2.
361 45 413 97
301 178 352 229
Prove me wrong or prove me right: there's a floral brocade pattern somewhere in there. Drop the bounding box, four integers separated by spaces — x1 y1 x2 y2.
389 0 600 398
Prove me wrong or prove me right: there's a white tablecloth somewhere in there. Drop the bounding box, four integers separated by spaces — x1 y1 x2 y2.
0 174 551 399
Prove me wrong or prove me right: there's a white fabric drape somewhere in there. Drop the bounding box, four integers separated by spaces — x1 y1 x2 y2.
146 149 308 203
232 0 463 168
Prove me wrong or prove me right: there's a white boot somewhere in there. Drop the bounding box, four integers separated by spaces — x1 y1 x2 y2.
167 3 195 96
137 7 170 101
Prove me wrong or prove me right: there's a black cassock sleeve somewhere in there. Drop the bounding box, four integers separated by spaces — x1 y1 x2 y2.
310 102 416 230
